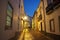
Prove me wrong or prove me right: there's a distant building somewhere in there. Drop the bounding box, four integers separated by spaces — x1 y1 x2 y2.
32 11 38 31
32 0 45 31
36 0 45 32
27 15 32 29
23 15 32 29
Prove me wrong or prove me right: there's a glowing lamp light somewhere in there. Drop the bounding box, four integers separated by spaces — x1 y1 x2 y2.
23 16 28 20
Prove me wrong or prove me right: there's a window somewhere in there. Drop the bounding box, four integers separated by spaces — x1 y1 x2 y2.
19 4 20 8
53 0 59 3
58 16 60 32
18 17 20 31
47 0 60 6
5 2 13 30
47 0 53 5
19 0 20 8
49 19 55 32
46 0 60 14
40 22 42 31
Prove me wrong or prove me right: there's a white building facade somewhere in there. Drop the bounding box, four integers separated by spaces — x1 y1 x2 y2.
0 0 23 40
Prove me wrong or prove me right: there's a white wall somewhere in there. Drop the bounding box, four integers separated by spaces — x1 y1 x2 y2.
0 0 20 40
44 0 60 35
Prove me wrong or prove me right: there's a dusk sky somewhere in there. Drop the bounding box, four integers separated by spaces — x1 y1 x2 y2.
24 0 40 17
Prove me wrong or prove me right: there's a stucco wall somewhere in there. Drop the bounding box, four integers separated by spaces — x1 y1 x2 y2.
0 0 20 40
43 0 60 35
45 8 60 35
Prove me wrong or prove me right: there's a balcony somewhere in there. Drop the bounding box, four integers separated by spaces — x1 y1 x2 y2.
53 0 60 9
46 0 60 15
46 3 53 15
38 14 42 21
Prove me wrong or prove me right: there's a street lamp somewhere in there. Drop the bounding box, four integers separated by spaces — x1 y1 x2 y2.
21 16 28 29
23 16 28 20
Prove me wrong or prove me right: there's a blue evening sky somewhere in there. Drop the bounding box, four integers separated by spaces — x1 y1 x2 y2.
24 0 40 17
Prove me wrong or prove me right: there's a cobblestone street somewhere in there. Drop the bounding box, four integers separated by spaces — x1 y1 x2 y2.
17 29 53 40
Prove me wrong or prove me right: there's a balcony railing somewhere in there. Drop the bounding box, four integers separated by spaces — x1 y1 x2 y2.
53 0 60 9
46 0 60 15
46 3 53 15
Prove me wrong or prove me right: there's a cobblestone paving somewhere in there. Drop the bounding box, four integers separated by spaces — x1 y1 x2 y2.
17 29 53 40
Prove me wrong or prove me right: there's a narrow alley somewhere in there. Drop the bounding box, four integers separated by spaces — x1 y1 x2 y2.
0 0 60 40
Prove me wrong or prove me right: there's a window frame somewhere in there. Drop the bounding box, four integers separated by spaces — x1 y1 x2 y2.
18 17 20 30
58 16 60 32
40 22 42 31
47 0 53 5
5 2 13 30
49 19 55 32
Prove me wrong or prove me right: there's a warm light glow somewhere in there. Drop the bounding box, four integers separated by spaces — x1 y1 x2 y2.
23 16 28 20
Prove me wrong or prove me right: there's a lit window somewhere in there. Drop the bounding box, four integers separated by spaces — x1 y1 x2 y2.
5 2 13 30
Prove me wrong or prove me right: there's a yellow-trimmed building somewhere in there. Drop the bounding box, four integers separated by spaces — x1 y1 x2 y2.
32 0 45 32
